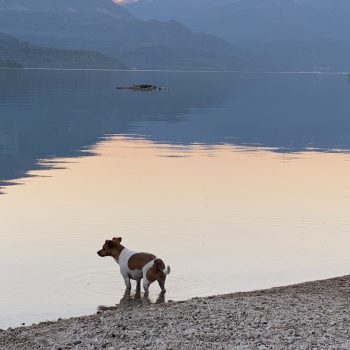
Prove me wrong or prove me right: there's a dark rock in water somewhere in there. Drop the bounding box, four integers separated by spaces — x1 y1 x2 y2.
116 84 166 92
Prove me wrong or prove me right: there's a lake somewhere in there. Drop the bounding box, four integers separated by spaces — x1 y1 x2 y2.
1 69 350 329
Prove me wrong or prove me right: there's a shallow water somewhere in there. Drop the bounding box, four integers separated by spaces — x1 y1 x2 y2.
1 70 350 328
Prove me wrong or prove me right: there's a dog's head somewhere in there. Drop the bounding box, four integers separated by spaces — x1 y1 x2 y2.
97 237 123 258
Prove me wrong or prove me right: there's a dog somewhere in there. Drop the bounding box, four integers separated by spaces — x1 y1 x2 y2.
97 237 170 294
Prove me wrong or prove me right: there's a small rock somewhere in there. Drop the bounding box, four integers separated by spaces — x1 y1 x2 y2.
183 328 197 336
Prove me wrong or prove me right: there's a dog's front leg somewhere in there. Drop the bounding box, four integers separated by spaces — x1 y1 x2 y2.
124 277 131 291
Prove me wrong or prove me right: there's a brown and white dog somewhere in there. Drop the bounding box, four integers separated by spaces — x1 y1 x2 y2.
97 237 170 294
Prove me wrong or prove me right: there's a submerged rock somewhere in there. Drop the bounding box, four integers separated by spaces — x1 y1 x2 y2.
116 84 166 92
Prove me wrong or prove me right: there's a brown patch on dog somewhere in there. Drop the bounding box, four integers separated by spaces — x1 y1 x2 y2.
97 237 124 260
128 253 156 271
146 258 166 283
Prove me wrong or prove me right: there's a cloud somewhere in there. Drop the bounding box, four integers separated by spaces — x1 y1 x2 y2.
113 0 139 4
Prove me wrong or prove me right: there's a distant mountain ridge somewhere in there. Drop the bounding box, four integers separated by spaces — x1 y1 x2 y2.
0 58 22 68
0 32 127 69
0 0 133 17
126 0 234 22
126 0 350 44
126 0 350 71
3 0 348 71
185 0 350 44
0 0 247 70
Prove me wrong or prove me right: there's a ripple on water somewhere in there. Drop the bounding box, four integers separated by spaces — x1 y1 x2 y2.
56 270 124 298
56 268 213 303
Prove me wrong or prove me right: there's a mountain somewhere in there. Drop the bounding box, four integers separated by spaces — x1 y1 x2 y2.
0 0 133 17
0 32 127 69
246 39 350 72
0 59 22 68
0 0 247 70
125 0 234 22
183 0 350 44
126 0 350 44
126 0 350 71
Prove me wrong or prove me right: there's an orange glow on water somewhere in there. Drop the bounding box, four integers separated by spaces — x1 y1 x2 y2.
2 137 350 327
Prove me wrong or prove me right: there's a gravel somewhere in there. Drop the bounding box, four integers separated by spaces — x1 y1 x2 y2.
1 275 350 349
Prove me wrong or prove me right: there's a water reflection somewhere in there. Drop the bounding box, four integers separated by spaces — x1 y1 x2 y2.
1 136 350 328
1 70 350 191
1 70 350 328
98 288 166 313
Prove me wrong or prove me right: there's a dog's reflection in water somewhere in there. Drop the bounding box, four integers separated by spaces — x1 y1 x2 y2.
98 288 166 313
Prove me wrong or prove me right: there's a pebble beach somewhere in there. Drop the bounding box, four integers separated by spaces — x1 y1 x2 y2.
1 275 350 350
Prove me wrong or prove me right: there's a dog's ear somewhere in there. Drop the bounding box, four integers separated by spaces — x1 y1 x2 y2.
112 237 122 243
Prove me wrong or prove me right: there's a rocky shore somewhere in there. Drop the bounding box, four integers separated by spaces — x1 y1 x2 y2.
1 275 350 350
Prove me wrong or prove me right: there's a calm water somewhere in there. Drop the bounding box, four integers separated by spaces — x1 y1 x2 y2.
1 69 350 328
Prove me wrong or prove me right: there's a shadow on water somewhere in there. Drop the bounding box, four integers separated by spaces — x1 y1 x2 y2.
97 288 166 313
1 69 350 191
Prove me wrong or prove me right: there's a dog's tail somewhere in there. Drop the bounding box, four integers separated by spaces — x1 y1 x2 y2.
164 265 171 275
154 258 171 275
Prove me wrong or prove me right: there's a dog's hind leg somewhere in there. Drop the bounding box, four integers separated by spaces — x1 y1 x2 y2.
136 279 141 291
143 278 150 294
157 279 166 293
